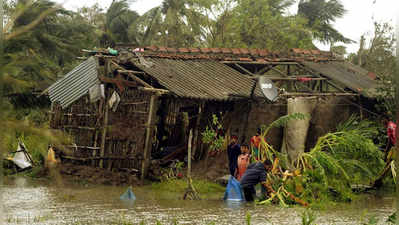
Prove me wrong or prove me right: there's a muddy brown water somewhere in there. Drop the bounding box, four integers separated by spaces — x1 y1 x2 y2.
3 177 395 225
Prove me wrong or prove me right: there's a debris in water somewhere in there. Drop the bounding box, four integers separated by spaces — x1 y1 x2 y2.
7 141 33 170
120 186 136 201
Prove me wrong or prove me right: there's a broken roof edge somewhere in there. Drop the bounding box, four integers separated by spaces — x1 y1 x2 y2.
115 45 339 63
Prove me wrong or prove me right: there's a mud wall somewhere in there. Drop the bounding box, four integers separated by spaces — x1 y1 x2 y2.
305 96 359 150
227 96 360 152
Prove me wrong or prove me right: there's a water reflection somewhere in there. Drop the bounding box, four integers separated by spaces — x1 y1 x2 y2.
224 199 245 209
3 178 395 225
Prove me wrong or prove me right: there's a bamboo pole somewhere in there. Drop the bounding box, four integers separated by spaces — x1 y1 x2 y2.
99 103 109 168
141 94 157 180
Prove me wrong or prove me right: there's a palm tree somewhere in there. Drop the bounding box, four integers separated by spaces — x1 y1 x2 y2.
129 0 213 47
4 0 97 90
298 0 352 44
104 0 139 45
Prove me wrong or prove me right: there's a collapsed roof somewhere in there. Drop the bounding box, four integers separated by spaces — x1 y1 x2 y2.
47 46 379 108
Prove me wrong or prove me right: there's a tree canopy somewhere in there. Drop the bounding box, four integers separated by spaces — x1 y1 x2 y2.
298 0 352 44
0 0 356 92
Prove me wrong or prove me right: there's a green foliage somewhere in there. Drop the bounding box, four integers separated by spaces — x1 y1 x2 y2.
227 0 315 50
1 1 73 175
254 113 307 164
201 114 225 152
246 211 251 225
298 0 352 44
256 115 384 206
105 0 140 44
295 117 385 203
129 0 214 47
349 22 396 117
387 212 396 224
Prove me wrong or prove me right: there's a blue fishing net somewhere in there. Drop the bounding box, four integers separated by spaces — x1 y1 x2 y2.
120 186 136 201
223 176 244 201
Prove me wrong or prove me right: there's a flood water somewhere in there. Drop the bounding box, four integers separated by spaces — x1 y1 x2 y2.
3 177 395 225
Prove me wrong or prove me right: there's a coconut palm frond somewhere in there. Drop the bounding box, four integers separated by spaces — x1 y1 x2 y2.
339 159 374 179
262 112 309 136
314 151 350 182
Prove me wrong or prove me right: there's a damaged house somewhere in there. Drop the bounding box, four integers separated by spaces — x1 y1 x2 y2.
47 46 378 178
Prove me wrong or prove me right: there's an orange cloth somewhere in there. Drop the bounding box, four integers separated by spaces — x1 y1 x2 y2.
250 136 261 148
250 135 266 160
236 153 250 181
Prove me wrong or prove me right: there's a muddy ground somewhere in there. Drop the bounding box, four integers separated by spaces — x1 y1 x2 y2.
48 150 229 186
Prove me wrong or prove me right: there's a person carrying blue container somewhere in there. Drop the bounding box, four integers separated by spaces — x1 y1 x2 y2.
239 159 274 202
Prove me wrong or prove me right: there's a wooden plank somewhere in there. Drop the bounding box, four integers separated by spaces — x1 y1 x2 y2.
99 76 138 87
60 155 139 160
222 61 299 65
270 66 287 76
120 71 153 88
63 125 96 130
117 70 146 75
111 61 153 88
141 94 158 180
62 113 97 117
234 63 255 75
250 76 327 81
256 65 272 75
65 145 100 150
138 87 170 94
121 101 147 105
282 92 358 96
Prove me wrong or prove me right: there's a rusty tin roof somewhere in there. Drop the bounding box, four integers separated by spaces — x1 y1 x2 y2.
302 61 378 97
133 58 263 100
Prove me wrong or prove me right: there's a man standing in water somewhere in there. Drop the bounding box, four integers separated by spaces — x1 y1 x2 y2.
386 118 396 150
240 159 274 202
227 135 241 177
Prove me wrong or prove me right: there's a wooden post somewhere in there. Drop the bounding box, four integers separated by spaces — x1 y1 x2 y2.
92 129 99 167
358 97 364 120
141 94 158 180
191 103 203 160
99 102 109 168
188 129 193 179
49 102 54 127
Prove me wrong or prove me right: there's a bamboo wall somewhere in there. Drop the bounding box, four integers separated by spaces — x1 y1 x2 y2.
50 88 153 172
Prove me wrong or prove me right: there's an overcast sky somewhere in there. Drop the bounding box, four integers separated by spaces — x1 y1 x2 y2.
55 0 398 54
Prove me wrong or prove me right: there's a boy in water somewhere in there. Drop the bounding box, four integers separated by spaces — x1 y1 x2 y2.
236 144 250 181
227 135 241 177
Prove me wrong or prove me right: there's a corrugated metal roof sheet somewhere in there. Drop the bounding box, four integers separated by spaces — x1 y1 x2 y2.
301 61 378 97
48 57 99 108
134 58 263 100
